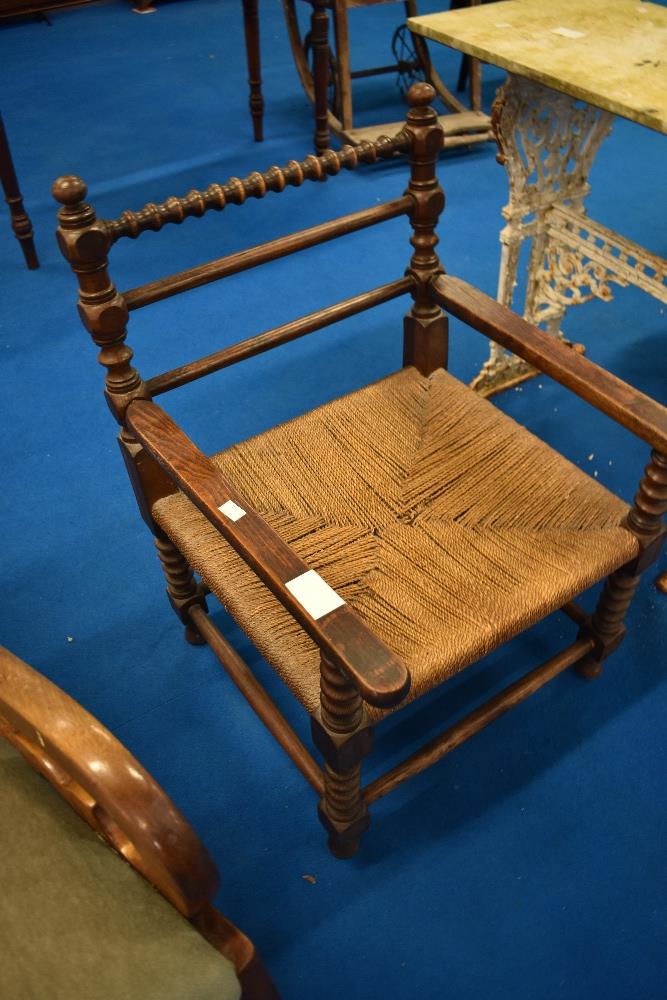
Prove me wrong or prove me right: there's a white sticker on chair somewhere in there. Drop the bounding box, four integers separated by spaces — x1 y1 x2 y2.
551 26 586 38
218 500 246 522
285 570 345 620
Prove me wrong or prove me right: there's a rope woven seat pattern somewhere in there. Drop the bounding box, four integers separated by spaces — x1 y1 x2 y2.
153 366 639 719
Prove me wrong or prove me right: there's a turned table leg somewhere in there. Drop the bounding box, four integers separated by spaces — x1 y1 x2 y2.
578 450 667 676
242 0 264 141
0 113 38 270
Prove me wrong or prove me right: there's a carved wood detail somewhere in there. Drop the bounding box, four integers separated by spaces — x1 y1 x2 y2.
242 0 264 142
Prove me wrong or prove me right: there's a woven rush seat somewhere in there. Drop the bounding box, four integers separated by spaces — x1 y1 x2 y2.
153 366 639 719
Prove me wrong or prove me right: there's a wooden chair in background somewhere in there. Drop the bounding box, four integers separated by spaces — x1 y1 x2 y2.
54 84 667 858
0 645 279 999
283 0 491 151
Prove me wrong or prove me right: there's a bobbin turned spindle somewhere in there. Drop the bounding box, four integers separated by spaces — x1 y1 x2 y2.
577 449 667 679
314 653 372 859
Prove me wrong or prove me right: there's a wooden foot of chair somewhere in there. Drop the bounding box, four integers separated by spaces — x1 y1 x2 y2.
318 766 369 859
184 622 207 646
655 571 667 594
154 536 208 643
575 656 604 681
313 654 372 859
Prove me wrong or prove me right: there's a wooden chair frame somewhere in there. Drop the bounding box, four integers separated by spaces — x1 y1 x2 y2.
0 646 279 999
54 84 667 858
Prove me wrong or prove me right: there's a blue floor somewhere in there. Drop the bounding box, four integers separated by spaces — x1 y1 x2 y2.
1 2 666 997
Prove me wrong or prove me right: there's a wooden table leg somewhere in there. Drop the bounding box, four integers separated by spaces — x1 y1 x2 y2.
0 113 38 270
310 0 331 153
242 0 264 141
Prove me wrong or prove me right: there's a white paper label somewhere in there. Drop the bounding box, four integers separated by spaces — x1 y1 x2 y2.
551 26 586 39
285 570 345 620
218 500 246 522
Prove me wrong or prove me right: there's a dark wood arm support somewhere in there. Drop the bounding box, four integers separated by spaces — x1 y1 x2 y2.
0 645 218 918
125 399 411 708
430 274 667 456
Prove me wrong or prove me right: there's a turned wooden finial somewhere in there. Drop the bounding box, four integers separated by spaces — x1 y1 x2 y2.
52 175 97 236
407 81 437 109
52 174 87 206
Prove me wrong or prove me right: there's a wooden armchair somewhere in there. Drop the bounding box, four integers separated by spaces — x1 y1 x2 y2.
0 645 278 999
53 83 667 859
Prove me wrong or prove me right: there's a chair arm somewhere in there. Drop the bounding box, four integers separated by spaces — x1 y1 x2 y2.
125 399 411 708
0 645 219 919
430 274 667 455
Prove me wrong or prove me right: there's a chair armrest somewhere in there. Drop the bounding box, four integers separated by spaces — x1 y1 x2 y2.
125 399 411 708
431 274 667 455
0 645 219 919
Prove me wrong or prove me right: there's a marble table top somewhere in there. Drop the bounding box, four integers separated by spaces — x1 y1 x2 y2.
408 0 667 134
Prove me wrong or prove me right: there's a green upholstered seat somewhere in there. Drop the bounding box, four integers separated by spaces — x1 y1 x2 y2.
0 737 241 1000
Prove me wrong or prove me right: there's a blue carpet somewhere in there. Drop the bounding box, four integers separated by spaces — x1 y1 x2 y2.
1 2 666 998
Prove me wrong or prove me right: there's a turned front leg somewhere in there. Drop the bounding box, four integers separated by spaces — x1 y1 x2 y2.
0 113 38 270
311 654 373 859
578 450 667 678
154 535 208 645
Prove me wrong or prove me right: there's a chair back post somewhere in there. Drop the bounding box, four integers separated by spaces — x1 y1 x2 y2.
52 175 151 425
52 176 179 540
402 82 449 376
